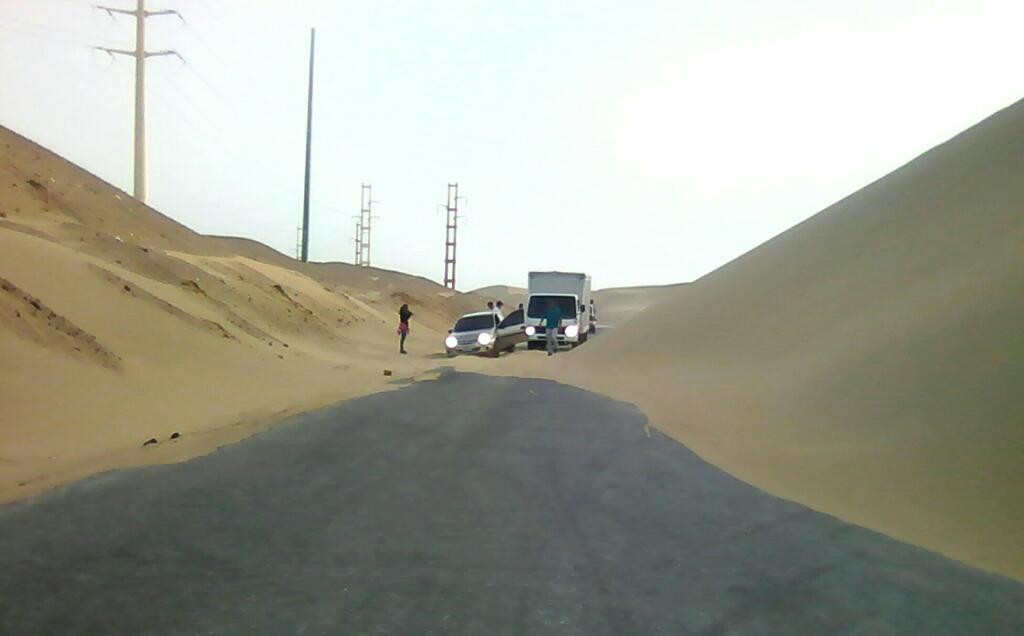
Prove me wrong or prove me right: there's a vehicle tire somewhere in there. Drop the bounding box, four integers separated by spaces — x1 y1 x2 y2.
579 332 588 345
505 345 515 353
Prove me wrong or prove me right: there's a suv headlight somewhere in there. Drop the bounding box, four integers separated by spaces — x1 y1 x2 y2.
477 332 492 346
565 325 579 338
445 335 458 349
525 326 536 336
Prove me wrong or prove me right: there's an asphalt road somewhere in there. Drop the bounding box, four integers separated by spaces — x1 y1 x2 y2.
1 372 1022 635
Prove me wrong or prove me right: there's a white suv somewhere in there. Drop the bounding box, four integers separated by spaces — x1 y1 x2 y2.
444 310 527 357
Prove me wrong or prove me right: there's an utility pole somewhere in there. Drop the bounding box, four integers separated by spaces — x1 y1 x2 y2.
95 0 183 203
300 27 316 262
442 183 464 290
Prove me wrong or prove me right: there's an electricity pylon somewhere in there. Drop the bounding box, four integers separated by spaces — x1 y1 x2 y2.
95 0 183 203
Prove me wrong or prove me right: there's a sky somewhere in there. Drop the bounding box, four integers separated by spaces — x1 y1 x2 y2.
2 0 1023 290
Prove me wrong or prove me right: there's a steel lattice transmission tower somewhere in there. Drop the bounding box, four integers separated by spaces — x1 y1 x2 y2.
352 215 363 265
442 183 464 290
352 184 378 267
94 0 183 203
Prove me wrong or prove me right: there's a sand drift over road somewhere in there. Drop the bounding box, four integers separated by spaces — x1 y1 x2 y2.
542 97 1024 580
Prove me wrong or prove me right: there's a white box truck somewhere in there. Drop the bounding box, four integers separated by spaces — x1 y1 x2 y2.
524 271 592 349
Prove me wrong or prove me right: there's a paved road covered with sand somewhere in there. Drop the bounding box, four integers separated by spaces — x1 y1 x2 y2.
1 373 1022 635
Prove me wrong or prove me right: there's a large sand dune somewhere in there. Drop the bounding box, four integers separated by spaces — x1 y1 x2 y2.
552 97 1024 580
0 125 480 502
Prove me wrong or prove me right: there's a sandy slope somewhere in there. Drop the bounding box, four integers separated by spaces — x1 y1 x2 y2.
0 125 480 502
532 97 1024 580
591 284 688 327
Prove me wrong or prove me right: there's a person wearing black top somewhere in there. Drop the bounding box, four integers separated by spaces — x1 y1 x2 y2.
398 304 413 354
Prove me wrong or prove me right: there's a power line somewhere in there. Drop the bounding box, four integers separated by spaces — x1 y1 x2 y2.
145 64 303 207
0 23 90 48
3 3 306 262
32 0 96 8
160 71 212 123
0 14 94 44
135 8 316 185
6 2 337 264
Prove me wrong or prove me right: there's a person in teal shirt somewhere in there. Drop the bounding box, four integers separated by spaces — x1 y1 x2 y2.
544 302 562 356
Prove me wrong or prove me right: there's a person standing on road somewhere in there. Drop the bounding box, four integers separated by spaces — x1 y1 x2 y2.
495 300 505 320
544 301 562 356
398 303 413 354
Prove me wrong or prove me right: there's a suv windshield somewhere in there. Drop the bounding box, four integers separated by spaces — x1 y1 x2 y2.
527 296 577 319
454 314 496 332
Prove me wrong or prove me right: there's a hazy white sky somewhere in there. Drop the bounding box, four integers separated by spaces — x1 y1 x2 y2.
2 0 1023 290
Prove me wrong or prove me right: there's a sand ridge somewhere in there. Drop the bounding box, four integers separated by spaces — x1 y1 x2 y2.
0 124 483 502
0 275 120 369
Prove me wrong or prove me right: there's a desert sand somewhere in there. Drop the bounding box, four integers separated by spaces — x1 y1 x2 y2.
3 92 1023 586
0 124 482 502
498 97 1024 581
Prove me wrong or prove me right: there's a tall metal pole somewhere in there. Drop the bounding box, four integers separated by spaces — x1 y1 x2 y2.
95 2 182 204
133 0 146 201
300 27 315 262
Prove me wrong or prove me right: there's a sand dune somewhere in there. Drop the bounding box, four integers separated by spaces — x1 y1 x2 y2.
4 93 1023 587
592 284 687 326
0 125 480 502
544 97 1024 580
